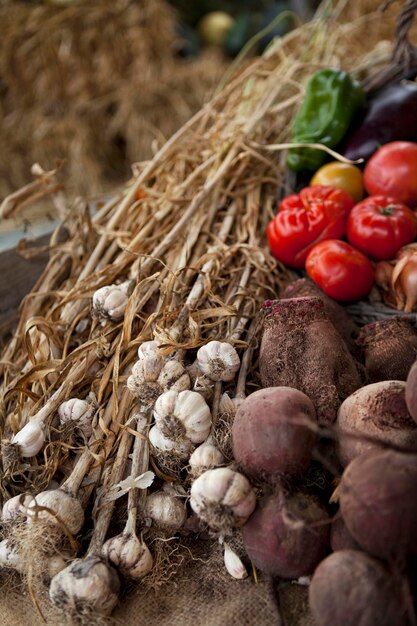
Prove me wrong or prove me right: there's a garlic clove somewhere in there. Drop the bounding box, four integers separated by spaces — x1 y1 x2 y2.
197 341 240 382
189 440 224 474
143 488 187 530
0 539 24 572
190 468 256 532
1 494 32 522
27 489 84 535
138 340 162 360
11 421 45 457
92 283 130 322
157 360 190 393
102 532 153 580
58 397 96 438
223 542 248 580
49 556 120 616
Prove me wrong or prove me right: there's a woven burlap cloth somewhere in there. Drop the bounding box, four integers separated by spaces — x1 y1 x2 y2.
0 537 316 626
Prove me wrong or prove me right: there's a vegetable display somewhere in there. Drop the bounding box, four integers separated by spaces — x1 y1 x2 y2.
286 68 364 172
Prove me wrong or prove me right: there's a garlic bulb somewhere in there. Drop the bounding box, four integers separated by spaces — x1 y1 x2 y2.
197 341 240 382
102 532 153 580
47 553 70 579
189 439 224 475
27 489 84 535
92 281 130 322
0 539 23 572
148 425 191 458
127 356 190 408
154 389 211 444
58 397 96 437
143 487 187 530
190 468 256 532
1 494 32 522
49 556 120 616
11 421 45 457
138 340 162 360
223 542 248 580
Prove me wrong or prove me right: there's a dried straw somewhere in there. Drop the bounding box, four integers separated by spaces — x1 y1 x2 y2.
0 0 227 199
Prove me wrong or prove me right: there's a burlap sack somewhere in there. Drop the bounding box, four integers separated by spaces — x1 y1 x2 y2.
0 536 316 626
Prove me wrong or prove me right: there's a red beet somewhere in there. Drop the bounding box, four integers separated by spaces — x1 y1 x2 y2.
309 550 409 626
259 297 361 424
406 360 417 424
336 380 417 467
330 516 360 552
242 489 329 579
232 387 317 480
357 317 417 383
339 449 417 559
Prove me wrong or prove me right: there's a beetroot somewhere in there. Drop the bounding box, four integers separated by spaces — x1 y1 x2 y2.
406 360 417 424
309 550 409 626
339 449 417 559
259 297 361 424
242 489 329 579
336 380 417 466
282 277 359 354
232 387 317 480
357 317 417 383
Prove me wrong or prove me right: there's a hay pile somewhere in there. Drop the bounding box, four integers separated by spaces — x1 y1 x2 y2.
0 0 227 199
0 0 413 624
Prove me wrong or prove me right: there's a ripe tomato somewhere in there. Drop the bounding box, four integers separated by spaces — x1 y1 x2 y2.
266 185 354 268
310 162 364 202
306 239 374 302
364 141 417 208
346 195 417 261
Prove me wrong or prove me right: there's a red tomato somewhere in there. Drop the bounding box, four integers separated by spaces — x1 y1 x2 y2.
364 141 417 208
306 240 374 302
266 185 354 268
346 195 417 261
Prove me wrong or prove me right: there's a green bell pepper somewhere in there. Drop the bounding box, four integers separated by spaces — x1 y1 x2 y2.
286 68 364 172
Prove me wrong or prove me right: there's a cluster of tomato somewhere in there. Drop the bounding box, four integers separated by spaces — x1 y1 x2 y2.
267 141 417 302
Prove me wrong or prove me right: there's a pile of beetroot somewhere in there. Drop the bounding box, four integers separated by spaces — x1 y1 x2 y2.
233 277 417 626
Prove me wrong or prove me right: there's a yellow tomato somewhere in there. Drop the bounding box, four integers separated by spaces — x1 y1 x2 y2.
310 162 364 202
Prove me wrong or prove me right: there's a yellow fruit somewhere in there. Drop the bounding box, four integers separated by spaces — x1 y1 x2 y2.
198 11 235 47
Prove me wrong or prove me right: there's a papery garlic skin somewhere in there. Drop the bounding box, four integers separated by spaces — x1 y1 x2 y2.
58 398 96 437
1 494 32 522
11 421 45 457
189 440 224 474
148 425 191 458
92 282 130 322
197 341 240 382
0 539 23 572
127 357 190 409
138 340 163 360
49 556 120 616
144 488 187 530
223 542 248 580
190 468 256 531
27 489 84 535
154 389 211 444
102 532 153 580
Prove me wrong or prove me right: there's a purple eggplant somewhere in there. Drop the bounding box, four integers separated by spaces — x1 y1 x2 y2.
341 81 417 163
